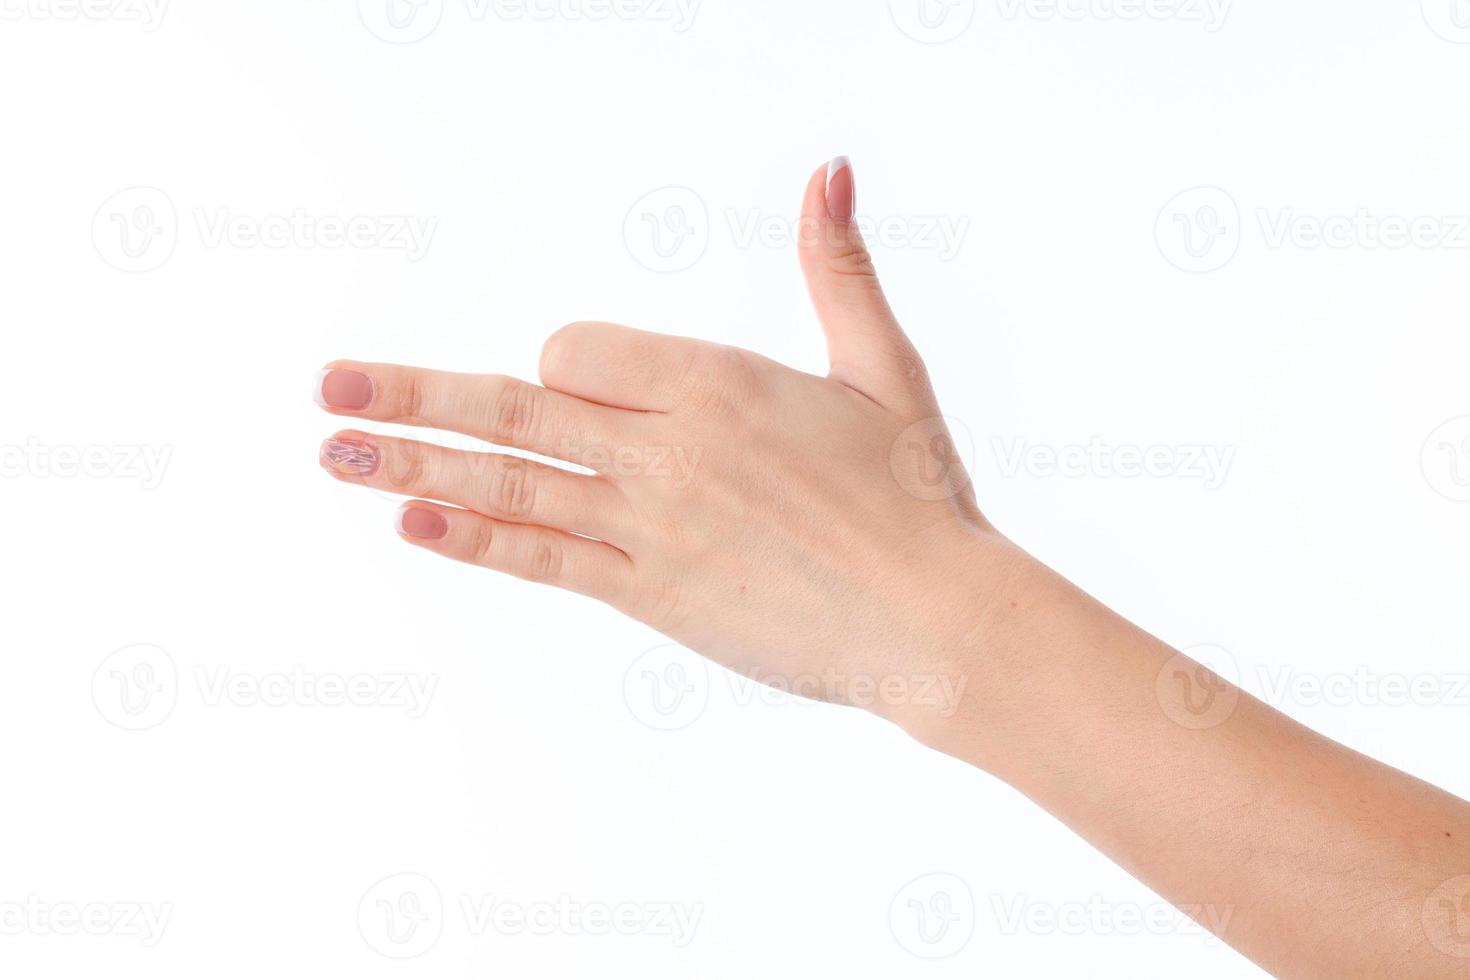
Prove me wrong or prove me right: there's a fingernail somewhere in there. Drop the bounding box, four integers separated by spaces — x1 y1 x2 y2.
320 437 379 476
826 156 855 224
396 504 448 541
314 369 374 410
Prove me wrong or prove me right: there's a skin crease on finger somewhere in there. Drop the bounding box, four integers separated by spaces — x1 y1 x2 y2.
315 159 1470 980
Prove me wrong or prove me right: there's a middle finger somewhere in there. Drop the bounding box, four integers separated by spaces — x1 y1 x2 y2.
320 429 634 546
316 361 652 473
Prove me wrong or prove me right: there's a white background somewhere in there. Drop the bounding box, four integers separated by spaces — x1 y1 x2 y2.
2 0 1468 976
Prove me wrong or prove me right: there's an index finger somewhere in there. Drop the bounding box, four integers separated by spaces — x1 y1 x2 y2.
315 361 653 473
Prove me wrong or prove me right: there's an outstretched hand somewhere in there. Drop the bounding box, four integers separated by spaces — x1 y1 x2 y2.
316 159 1003 723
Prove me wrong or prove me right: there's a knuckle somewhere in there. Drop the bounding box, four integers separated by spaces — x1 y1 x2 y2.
891 345 930 388
392 372 426 423
385 442 430 495
539 323 586 384
681 345 759 417
489 456 537 520
487 377 542 447
628 572 687 634
526 536 563 583
467 521 496 567
828 242 879 280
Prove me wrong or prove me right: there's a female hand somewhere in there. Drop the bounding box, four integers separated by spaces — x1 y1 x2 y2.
317 158 1005 725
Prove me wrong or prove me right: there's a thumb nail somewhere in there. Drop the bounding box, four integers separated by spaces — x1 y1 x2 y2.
826 156 855 224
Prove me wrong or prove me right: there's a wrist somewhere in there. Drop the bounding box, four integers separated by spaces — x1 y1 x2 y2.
877 526 1041 766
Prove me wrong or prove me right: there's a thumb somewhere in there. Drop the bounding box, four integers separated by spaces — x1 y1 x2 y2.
800 157 932 412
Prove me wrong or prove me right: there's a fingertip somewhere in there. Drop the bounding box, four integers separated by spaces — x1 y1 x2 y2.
395 502 449 541
314 366 375 411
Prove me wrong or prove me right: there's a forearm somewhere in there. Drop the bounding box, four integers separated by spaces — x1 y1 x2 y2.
905 534 1470 979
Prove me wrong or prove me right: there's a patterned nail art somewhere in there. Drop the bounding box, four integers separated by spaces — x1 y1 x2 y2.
320 438 378 476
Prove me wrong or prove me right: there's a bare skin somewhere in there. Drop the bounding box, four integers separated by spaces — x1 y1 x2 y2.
316 159 1470 978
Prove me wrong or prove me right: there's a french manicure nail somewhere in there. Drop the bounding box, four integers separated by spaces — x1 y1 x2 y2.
396 504 449 541
320 438 379 476
314 369 374 410
826 156 855 224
